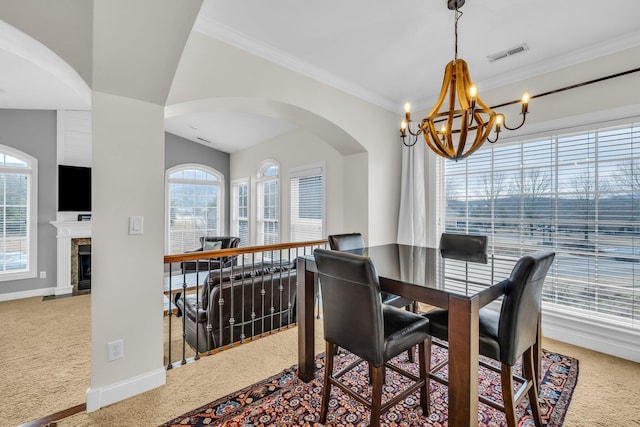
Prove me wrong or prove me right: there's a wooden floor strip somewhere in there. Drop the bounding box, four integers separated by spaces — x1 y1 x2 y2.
17 403 86 427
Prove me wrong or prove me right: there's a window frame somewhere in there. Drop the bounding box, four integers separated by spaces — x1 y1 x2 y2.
289 162 325 242
0 144 37 282
231 177 250 247
165 163 224 255
256 159 280 246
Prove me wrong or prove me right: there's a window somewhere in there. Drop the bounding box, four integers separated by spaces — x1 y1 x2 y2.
166 164 224 254
257 161 280 246
438 123 640 330
231 178 249 247
290 163 324 242
0 145 37 281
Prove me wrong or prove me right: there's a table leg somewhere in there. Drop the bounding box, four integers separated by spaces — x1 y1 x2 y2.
297 258 316 382
447 295 479 427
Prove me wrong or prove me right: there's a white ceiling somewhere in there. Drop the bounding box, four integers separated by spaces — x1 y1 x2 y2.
2 0 640 152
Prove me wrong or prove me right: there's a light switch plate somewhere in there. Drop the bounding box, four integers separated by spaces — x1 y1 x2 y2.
129 216 143 235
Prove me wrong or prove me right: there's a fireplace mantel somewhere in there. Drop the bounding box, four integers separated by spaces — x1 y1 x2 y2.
50 220 91 295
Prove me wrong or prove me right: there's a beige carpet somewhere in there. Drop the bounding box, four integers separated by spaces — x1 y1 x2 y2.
2 295 640 426
0 295 91 426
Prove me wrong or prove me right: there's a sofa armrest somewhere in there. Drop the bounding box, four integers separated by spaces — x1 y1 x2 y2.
182 295 207 323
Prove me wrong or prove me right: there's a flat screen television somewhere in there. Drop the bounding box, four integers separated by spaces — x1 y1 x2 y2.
58 165 91 212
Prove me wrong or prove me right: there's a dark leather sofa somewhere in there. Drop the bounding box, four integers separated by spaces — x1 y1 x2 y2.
181 236 241 273
180 260 297 352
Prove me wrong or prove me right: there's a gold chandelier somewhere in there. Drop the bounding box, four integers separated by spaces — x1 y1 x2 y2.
400 0 530 160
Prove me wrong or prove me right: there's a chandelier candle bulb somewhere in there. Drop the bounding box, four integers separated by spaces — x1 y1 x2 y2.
521 91 530 113
469 84 478 100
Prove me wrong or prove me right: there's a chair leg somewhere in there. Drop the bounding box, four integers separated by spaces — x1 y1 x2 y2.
523 347 543 427
320 341 335 424
534 316 542 388
406 303 417 363
500 363 518 427
370 364 384 427
418 338 431 415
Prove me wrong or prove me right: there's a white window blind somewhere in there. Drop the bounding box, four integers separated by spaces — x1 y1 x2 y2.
257 162 279 246
438 123 640 330
290 164 324 242
0 146 36 281
231 179 249 247
166 165 223 254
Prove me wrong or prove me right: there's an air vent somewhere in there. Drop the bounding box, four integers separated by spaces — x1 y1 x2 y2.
487 43 529 62
196 136 212 144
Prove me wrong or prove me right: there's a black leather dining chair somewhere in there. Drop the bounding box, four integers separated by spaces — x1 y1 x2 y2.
439 232 488 263
314 248 432 427
426 250 555 427
423 232 488 352
328 233 414 310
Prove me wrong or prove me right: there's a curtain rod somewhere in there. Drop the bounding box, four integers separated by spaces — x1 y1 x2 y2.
490 66 640 110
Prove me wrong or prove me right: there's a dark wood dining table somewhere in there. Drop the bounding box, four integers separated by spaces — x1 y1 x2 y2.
296 243 508 427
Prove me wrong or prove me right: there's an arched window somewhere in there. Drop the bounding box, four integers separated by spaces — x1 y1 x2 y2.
0 145 37 281
166 164 224 254
257 160 280 246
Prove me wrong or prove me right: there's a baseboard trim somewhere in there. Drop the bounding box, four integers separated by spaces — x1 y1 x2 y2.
542 310 640 363
0 287 55 302
86 367 166 412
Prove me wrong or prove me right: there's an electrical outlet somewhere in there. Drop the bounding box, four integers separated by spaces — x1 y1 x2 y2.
107 339 124 361
39 271 46 279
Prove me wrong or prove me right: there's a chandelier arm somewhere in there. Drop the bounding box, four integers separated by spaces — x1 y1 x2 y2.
486 114 501 144
405 125 423 137
402 134 420 147
501 112 528 131
486 131 500 144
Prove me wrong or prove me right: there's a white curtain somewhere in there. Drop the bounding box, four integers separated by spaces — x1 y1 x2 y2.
397 140 427 246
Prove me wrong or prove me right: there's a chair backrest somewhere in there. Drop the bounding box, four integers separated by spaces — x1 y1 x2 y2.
328 233 366 252
499 250 555 365
314 248 385 365
439 232 488 263
200 236 240 250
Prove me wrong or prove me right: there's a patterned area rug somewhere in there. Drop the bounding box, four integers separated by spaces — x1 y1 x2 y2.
160 345 578 426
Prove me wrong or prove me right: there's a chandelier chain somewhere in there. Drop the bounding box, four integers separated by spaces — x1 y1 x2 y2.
454 8 463 60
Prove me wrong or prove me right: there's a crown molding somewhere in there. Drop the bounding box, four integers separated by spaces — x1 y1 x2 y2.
193 15 398 112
